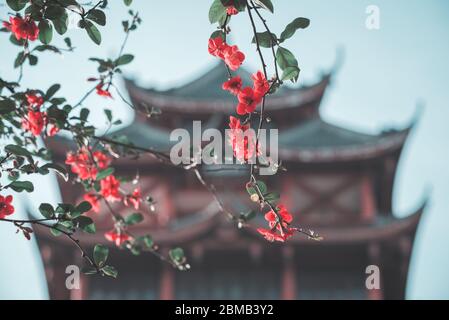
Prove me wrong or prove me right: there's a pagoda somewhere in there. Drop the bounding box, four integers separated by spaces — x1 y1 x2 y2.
37 63 426 300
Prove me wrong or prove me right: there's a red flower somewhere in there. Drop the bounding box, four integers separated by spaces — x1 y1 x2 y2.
47 123 59 137
124 188 142 210
100 175 121 202
22 110 46 136
229 115 250 131
84 193 100 213
92 151 111 169
257 228 287 242
95 83 112 98
26 93 44 109
0 195 14 219
65 148 111 181
208 38 245 71
258 205 296 242
105 230 131 247
3 16 39 42
66 148 97 180
223 45 245 71
208 36 227 59
265 205 293 225
227 116 257 162
226 6 239 16
222 76 242 95
252 70 270 96
236 87 262 115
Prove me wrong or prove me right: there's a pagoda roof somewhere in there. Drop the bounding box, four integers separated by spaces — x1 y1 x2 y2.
124 63 331 115
100 116 413 166
278 118 414 163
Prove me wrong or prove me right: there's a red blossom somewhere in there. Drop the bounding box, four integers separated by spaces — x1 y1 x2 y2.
100 175 121 202
26 93 44 109
222 76 243 95
208 37 245 71
258 205 296 243
92 151 111 169
105 230 131 247
208 37 227 59
65 148 111 181
3 16 39 42
83 193 100 213
265 205 293 224
124 188 142 210
257 228 286 242
227 116 257 162
226 6 239 16
0 195 14 219
95 83 112 98
223 45 245 71
22 110 46 136
236 87 262 115
252 70 270 96
47 123 59 137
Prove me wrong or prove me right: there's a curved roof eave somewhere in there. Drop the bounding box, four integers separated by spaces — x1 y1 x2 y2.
123 72 331 114
279 123 413 164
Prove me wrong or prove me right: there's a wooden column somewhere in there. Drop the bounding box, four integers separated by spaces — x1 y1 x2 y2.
281 247 296 300
361 174 376 222
159 252 175 300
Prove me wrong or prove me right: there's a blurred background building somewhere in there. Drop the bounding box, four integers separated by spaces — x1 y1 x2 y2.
1 0 449 300
39 63 426 299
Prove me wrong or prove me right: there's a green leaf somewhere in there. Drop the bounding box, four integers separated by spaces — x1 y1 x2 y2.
6 0 28 11
86 9 106 26
276 46 298 70
281 66 300 82
0 99 16 115
50 226 62 237
253 0 274 13
5 144 31 156
252 31 278 48
210 30 225 40
44 5 66 20
93 244 109 267
14 52 25 68
52 11 68 35
264 192 281 203
9 180 34 193
141 235 153 248
125 212 144 226
81 266 98 275
80 108 90 121
76 216 96 234
102 265 118 278
280 17 310 41
123 0 132 6
209 0 227 24
45 84 60 100
40 163 68 181
115 54 134 66
28 55 38 66
39 203 55 219
246 180 267 196
169 248 185 263
104 109 113 122
84 21 101 45
76 201 92 214
95 167 114 181
38 20 53 45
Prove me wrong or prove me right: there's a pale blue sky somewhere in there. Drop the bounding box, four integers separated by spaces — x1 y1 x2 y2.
1 0 448 299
